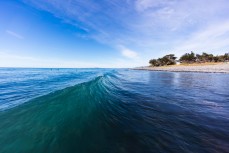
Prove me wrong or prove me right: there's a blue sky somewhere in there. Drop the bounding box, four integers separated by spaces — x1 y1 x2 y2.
1 0 229 68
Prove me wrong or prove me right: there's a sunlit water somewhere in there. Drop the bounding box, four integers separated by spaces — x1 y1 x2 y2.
0 68 228 153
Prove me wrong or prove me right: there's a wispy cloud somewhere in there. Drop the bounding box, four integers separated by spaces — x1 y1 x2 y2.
135 0 174 12
172 21 229 56
6 30 24 39
23 0 229 60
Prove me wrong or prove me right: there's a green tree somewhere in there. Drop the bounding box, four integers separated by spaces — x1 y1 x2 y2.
149 59 158 66
149 54 177 67
224 53 229 61
179 51 196 63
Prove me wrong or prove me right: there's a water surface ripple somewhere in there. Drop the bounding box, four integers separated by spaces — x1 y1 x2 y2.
0 68 228 153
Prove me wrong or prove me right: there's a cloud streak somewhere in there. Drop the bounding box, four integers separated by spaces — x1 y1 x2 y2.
23 0 229 59
6 30 24 39
172 21 229 56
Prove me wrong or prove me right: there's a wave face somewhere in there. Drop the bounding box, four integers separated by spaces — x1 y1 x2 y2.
0 68 229 153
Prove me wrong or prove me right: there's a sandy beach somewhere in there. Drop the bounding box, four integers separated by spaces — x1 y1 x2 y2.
134 63 229 73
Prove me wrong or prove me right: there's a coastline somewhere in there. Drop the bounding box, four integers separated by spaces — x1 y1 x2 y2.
133 63 229 73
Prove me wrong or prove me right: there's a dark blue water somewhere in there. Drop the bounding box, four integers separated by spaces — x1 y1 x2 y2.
0 68 229 153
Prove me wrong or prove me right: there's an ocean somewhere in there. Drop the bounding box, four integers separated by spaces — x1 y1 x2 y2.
0 68 228 153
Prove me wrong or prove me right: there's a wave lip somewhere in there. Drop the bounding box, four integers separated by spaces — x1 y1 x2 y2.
0 72 134 153
0 68 112 110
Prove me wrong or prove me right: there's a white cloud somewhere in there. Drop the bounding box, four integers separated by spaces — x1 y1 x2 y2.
22 0 229 67
119 46 138 59
172 21 229 56
6 30 24 39
24 0 229 48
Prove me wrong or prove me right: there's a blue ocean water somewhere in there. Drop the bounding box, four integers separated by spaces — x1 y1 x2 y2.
0 68 229 153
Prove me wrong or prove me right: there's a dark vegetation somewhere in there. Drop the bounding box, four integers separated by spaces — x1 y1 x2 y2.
149 52 229 67
149 54 177 67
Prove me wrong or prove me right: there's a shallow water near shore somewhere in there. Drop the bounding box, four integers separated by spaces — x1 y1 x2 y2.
0 68 229 153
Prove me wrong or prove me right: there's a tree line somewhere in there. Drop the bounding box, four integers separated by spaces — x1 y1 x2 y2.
149 52 229 67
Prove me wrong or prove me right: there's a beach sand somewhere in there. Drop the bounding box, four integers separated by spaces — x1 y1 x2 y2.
133 63 229 73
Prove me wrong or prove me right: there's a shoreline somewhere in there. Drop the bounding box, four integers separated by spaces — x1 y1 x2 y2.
133 63 229 74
